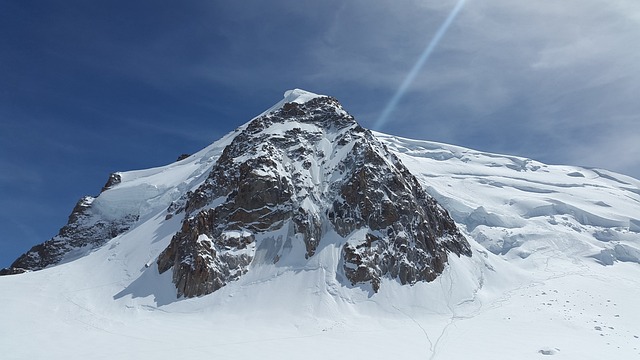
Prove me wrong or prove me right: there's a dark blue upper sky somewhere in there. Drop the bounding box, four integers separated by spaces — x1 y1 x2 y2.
1 0 639 268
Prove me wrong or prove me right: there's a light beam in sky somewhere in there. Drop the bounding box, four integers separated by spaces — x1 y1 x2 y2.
373 0 467 130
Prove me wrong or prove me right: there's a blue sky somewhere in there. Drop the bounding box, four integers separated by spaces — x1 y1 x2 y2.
1 0 639 268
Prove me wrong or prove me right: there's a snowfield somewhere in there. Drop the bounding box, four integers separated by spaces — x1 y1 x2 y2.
1 91 639 359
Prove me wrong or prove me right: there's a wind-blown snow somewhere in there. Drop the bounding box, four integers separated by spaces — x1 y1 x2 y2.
1 94 640 359
91 123 240 222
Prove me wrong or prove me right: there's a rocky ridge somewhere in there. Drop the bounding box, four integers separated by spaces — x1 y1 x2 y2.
1 175 137 274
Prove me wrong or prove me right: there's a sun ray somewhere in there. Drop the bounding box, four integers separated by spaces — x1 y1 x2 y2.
373 0 467 130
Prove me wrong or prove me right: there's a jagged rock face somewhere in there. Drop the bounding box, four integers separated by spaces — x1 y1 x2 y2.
2 175 137 274
157 211 254 297
158 94 470 297
332 143 470 291
176 153 191 162
100 172 122 193
0 267 27 276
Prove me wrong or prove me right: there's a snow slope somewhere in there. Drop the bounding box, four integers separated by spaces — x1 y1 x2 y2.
1 90 640 359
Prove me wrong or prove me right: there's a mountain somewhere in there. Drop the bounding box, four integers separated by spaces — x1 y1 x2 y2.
2 90 471 296
1 90 639 360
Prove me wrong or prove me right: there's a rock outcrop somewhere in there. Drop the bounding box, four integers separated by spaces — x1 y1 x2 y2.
1 90 471 297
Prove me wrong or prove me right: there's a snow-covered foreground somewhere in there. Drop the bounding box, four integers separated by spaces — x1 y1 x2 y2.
1 239 639 359
2 128 640 359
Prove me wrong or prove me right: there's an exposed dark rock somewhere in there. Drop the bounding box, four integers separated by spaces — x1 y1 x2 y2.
176 154 191 161
100 173 121 193
331 143 470 290
157 210 254 297
0 267 28 276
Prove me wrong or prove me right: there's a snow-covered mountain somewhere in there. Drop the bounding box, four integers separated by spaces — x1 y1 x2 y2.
3 90 471 297
1 90 639 360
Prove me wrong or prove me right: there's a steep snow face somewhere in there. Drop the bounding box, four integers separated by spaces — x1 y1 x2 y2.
157 94 469 297
376 132 640 266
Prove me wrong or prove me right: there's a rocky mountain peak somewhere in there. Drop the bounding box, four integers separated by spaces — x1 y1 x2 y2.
158 91 471 297
1 90 471 298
